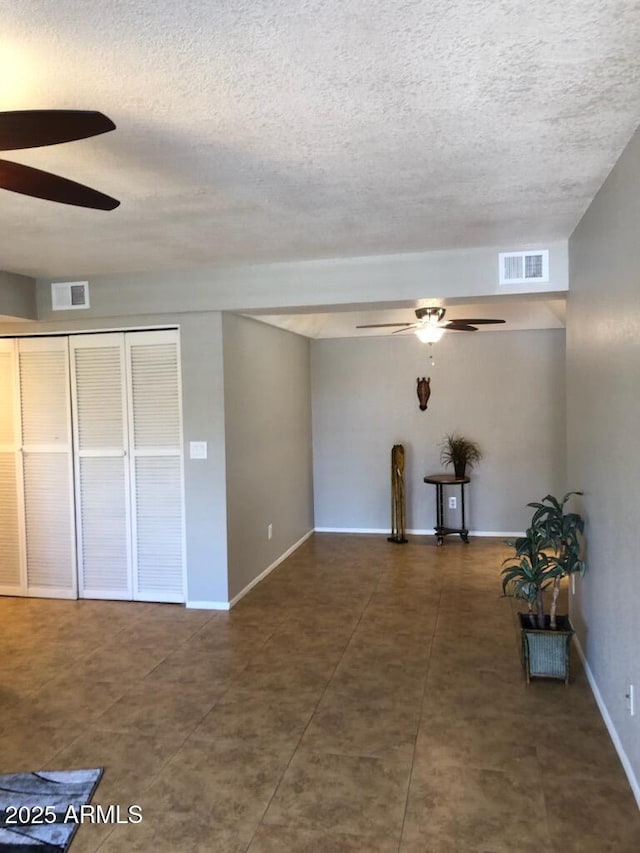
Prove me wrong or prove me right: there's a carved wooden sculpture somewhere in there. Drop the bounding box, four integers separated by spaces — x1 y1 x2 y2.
417 376 431 411
388 444 408 544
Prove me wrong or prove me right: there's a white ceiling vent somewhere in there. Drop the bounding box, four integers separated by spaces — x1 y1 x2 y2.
51 281 90 310
499 250 549 285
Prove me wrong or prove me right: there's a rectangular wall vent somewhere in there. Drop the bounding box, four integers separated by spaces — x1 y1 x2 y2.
499 251 549 285
51 281 90 311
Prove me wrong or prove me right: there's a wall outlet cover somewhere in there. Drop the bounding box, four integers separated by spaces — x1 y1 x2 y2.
190 441 207 459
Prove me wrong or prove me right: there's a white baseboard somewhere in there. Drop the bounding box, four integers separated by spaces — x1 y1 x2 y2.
189 529 314 611
574 634 640 809
26 589 78 600
186 530 314 611
314 527 524 538
228 529 314 608
314 527 389 534
186 600 231 611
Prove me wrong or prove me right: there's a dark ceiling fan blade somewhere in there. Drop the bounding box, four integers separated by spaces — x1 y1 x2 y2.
449 318 505 325
392 324 419 334
356 322 413 329
0 110 116 151
0 159 119 210
443 323 478 331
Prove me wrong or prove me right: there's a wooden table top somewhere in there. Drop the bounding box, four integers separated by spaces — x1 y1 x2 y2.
424 473 471 485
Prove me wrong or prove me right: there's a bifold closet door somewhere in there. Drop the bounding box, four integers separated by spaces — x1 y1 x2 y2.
70 333 133 599
71 330 185 603
127 330 185 602
0 340 23 595
18 337 77 598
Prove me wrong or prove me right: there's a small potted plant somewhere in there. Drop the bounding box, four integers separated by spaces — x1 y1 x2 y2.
501 492 585 683
439 433 483 478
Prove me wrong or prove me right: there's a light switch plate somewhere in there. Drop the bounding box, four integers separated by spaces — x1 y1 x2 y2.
190 441 207 459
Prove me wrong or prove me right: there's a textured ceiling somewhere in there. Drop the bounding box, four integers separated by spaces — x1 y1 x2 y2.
1 1 640 278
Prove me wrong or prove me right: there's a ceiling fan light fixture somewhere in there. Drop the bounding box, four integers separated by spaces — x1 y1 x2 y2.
415 325 444 343
355 306 505 338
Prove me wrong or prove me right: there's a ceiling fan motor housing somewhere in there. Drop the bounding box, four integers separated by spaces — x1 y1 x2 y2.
415 307 445 322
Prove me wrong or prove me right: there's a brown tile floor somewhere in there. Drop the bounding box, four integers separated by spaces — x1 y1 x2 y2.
1 534 639 852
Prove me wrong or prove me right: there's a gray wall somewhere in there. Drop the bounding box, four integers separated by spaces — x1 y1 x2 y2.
35 239 567 318
567 128 640 792
222 314 314 600
0 311 230 605
311 329 566 534
0 271 36 320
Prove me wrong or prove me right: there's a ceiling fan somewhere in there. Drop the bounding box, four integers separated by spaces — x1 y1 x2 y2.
0 110 120 210
357 307 505 342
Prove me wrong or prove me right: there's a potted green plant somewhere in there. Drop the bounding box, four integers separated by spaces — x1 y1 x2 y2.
439 433 483 478
501 491 585 683
501 527 561 629
527 491 585 628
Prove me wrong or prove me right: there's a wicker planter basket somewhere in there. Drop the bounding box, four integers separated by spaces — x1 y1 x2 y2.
518 612 574 684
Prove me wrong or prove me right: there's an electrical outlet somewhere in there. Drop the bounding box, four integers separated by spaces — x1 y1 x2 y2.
626 684 635 716
448 496 457 510
189 441 207 459
267 523 273 540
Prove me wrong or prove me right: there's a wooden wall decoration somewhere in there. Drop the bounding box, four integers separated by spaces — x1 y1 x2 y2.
417 376 431 411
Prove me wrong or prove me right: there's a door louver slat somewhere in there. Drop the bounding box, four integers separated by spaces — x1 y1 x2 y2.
0 351 15 445
134 456 183 596
74 347 124 449
130 344 181 448
19 351 69 446
0 452 21 589
18 339 76 598
23 452 74 592
79 456 130 596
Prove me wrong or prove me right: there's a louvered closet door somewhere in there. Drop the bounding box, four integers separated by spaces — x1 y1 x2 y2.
0 340 24 595
126 330 185 602
18 337 77 598
70 334 133 599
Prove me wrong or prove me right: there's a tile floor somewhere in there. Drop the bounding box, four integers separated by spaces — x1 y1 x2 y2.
1 534 639 852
